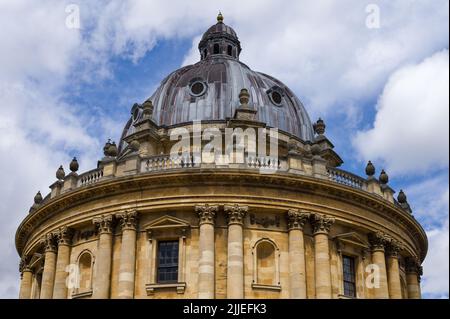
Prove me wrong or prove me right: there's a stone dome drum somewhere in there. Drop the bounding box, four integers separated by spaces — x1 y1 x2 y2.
119 15 315 153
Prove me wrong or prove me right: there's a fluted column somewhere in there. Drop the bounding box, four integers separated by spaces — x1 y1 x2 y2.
311 214 335 299
19 256 33 299
286 209 309 299
92 215 114 299
196 204 218 299
40 233 57 299
52 226 74 299
405 257 422 299
116 211 138 299
368 232 390 299
225 204 247 299
386 240 402 299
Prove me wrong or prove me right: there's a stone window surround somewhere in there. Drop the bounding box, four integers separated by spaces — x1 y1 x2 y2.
333 232 370 299
144 216 189 295
71 249 94 299
251 237 281 291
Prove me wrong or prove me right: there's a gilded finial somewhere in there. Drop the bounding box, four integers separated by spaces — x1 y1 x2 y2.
217 12 223 23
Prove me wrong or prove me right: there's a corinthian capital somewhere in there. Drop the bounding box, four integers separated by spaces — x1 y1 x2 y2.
116 210 139 231
93 215 114 234
386 239 403 258
196 204 218 225
311 213 335 234
54 226 74 246
286 209 310 231
405 257 421 274
368 231 391 252
19 255 31 274
224 204 248 225
40 232 57 252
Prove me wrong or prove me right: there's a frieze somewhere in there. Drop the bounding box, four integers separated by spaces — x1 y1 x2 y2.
249 213 280 228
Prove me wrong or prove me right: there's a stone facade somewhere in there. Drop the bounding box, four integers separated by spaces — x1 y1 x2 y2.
15 14 426 299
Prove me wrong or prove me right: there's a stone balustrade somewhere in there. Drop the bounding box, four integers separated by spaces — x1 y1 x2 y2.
40 153 405 214
77 168 104 187
327 167 367 190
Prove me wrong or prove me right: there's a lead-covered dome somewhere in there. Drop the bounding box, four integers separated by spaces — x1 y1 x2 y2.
119 14 315 151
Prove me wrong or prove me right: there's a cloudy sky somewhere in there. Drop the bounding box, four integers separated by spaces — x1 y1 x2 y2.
0 0 448 298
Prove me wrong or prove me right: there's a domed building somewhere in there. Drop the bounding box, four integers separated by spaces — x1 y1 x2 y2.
16 14 426 299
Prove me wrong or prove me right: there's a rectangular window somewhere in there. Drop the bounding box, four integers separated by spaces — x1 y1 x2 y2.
342 255 356 297
157 240 179 283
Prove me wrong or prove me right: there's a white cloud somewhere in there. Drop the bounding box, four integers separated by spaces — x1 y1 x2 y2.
353 50 449 175
422 219 449 298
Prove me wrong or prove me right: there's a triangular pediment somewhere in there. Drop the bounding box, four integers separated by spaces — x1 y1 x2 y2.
145 215 190 230
333 232 369 249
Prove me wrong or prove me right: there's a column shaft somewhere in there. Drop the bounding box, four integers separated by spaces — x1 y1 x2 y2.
199 223 215 298
92 215 114 299
225 204 247 299
314 232 332 298
53 244 71 298
116 211 138 299
289 229 307 298
311 214 334 299
197 204 218 299
40 250 57 299
386 256 402 299
117 228 137 298
19 270 33 299
287 210 309 299
371 250 389 298
93 232 113 298
227 223 244 298
406 273 420 298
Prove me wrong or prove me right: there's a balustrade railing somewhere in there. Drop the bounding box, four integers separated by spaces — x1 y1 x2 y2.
327 167 366 190
77 168 104 186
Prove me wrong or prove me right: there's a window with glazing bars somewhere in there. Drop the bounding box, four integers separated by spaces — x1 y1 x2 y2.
342 255 356 297
157 240 179 283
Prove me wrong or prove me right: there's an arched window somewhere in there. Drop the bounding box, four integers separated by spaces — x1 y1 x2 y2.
77 251 93 293
227 45 233 56
213 43 220 54
203 49 207 59
252 238 280 290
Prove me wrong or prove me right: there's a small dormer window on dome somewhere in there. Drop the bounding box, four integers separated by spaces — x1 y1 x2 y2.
189 78 208 97
267 86 285 106
198 13 242 60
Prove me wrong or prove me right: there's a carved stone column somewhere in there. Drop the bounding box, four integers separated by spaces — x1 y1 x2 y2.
286 209 309 299
368 231 390 299
115 211 138 299
405 257 422 299
311 214 335 299
92 215 114 299
53 226 74 299
40 233 57 299
386 240 402 299
196 204 218 299
225 204 248 299
19 256 33 299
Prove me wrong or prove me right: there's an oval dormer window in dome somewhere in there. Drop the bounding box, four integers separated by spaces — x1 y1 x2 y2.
267 86 284 106
189 79 208 97
131 103 141 122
